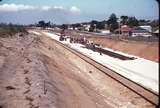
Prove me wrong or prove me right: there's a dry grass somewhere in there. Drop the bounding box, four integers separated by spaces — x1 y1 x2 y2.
0 25 28 38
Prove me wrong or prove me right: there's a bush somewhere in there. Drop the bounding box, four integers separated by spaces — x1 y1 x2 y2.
0 25 28 38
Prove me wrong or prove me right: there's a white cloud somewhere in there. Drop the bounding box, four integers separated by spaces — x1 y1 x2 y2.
0 4 36 12
0 4 81 14
41 6 51 11
53 6 64 10
70 6 81 13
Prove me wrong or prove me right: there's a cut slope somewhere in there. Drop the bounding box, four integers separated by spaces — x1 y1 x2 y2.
86 37 158 62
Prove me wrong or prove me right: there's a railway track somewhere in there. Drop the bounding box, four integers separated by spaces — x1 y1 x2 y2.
41 31 159 107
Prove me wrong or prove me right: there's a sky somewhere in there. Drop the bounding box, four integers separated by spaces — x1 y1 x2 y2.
0 0 159 24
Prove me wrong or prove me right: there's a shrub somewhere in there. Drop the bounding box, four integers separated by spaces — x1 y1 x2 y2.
0 24 28 38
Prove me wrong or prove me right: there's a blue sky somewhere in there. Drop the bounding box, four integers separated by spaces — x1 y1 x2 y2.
0 0 159 24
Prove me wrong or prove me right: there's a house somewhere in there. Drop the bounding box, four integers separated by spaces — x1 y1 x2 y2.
85 24 91 31
97 29 110 34
139 25 152 32
131 27 152 37
114 25 130 36
81 24 90 31
153 29 159 37
68 27 73 30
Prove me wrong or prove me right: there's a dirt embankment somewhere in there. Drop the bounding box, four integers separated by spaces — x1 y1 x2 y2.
0 33 112 108
86 37 159 62
0 32 155 108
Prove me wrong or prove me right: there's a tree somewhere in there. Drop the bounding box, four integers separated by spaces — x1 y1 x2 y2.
150 19 159 28
89 20 98 32
107 13 118 32
61 24 68 30
90 20 98 25
120 15 128 25
127 17 139 27
38 20 45 28
72 23 81 29
150 19 159 31
89 24 95 32
96 21 105 29
45 21 51 27
138 19 150 25
38 20 52 28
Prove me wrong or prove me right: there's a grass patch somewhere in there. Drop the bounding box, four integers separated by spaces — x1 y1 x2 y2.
0 24 28 38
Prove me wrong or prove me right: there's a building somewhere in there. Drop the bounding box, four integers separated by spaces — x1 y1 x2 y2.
131 27 152 37
153 29 159 37
139 25 152 32
114 25 130 36
97 29 110 34
82 24 90 31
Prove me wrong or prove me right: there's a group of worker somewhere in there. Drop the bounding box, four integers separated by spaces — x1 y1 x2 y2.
60 29 103 55
59 29 66 41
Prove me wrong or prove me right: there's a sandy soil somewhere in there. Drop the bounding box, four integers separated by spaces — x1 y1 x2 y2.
0 34 112 108
86 37 159 62
59 30 158 62
0 33 155 108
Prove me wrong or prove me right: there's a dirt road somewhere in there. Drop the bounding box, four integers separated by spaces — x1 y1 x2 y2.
0 33 154 108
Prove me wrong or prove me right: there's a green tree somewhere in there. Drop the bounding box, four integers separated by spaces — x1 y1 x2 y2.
89 24 95 32
127 17 139 27
38 20 45 28
38 21 52 28
89 20 98 32
45 21 51 27
120 15 128 25
150 19 159 28
138 19 150 25
150 19 159 31
107 13 118 32
96 21 105 29
61 24 68 30
90 20 98 25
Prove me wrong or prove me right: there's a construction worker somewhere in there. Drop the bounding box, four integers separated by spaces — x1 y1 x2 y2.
59 29 65 41
99 45 102 55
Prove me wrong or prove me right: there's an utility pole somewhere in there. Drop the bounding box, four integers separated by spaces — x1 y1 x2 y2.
117 18 121 38
94 24 96 32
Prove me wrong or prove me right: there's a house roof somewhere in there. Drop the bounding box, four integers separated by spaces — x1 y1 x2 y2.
154 29 159 33
115 27 130 32
140 25 151 28
131 27 150 33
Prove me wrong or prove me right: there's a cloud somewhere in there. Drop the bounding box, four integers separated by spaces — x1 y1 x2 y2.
70 6 81 13
0 4 36 12
53 6 64 10
0 4 82 24
0 4 81 13
41 6 51 11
